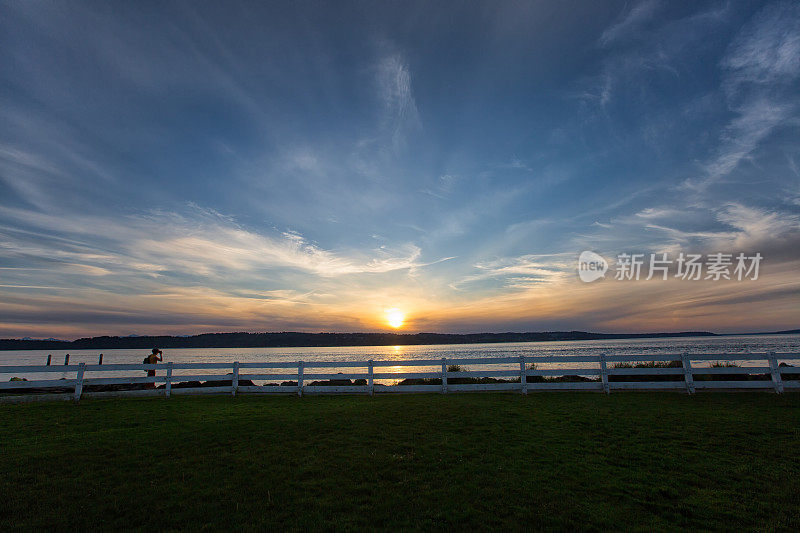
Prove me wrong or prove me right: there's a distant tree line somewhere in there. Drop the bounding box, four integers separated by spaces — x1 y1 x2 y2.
0 330 721 351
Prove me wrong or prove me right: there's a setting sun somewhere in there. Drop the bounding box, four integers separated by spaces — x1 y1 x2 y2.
386 308 405 329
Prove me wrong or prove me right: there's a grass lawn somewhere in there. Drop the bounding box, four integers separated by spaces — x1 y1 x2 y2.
2 392 800 531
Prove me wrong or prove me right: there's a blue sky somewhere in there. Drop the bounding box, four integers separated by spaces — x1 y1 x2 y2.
1 0 799 338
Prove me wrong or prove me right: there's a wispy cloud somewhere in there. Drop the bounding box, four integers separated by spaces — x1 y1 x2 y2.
721 2 800 92
695 99 793 189
580 3 728 111
0 206 429 280
452 254 572 291
686 2 800 191
599 0 661 46
602 202 800 263
376 53 421 151
0 203 450 336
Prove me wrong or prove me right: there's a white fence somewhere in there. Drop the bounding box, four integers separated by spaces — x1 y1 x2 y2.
2 351 800 402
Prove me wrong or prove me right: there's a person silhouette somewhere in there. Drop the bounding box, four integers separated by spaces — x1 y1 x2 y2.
144 348 163 388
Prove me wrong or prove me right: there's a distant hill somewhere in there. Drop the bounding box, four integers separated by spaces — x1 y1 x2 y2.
0 330 722 350
0 329 795 351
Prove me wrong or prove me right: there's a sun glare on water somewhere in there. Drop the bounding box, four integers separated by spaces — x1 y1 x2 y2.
386 308 405 329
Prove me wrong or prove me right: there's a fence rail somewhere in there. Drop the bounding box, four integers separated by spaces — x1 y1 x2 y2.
2 351 799 402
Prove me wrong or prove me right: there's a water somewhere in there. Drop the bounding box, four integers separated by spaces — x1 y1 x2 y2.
2 334 799 385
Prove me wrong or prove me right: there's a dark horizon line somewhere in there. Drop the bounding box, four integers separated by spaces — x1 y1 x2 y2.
1 328 798 351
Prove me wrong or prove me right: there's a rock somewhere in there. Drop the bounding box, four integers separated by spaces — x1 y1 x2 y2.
83 383 149 392
309 379 353 386
170 381 204 389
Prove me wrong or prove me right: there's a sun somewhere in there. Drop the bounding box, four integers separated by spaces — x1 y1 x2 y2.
385 308 405 329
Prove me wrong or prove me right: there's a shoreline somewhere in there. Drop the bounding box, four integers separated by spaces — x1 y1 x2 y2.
2 329 798 351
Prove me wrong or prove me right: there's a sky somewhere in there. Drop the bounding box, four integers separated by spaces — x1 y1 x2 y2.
1 0 799 339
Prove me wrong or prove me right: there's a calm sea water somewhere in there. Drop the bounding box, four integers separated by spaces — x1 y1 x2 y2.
2 334 799 384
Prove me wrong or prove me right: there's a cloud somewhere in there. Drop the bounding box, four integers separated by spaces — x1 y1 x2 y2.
634 207 680 219
0 203 451 336
376 53 421 150
599 0 661 46
714 203 800 258
721 2 800 92
619 203 800 264
452 254 572 291
686 2 800 191
582 4 727 110
0 205 429 280
696 99 792 188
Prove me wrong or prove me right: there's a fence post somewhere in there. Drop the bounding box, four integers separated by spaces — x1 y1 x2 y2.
46 354 51 366
74 362 86 402
599 353 610 394
298 361 304 397
441 358 448 394
368 360 374 396
64 353 70 366
681 352 695 394
232 361 240 396
768 351 783 394
165 362 173 399
519 355 527 395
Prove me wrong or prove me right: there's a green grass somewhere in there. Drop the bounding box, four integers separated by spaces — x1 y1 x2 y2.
2 393 800 531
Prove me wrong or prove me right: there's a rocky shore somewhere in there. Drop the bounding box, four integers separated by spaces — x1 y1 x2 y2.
5 363 798 395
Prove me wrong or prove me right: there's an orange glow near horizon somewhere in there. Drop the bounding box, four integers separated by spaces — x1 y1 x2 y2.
386 308 405 329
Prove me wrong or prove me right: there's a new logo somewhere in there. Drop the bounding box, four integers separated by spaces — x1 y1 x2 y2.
578 251 608 282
